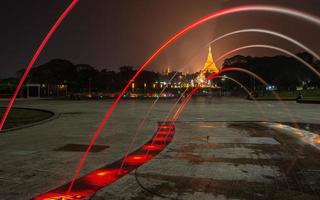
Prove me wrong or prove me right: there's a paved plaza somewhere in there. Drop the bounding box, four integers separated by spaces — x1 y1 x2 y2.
0 98 320 199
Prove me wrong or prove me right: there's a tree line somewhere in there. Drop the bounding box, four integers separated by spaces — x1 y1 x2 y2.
1 52 320 95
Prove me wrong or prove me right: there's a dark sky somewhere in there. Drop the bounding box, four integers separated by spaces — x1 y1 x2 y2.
1 0 320 78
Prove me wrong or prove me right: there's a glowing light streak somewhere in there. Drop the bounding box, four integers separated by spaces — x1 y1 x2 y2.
172 67 272 121
117 71 179 174
33 123 175 199
208 29 320 61
65 5 320 192
214 75 268 121
124 154 153 165
142 144 165 151
0 0 79 131
215 44 320 78
84 170 120 187
156 131 175 135
14 3 320 199
153 137 172 142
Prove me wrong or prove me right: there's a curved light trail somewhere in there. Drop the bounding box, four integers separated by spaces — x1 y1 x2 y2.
3 3 320 199
120 28 319 158
118 71 179 172
0 0 79 131
155 75 269 145
158 75 262 144
208 28 320 61
215 44 320 78
32 122 176 200
173 67 272 121
167 76 267 125
214 75 268 121
61 5 320 193
119 86 190 173
140 88 189 160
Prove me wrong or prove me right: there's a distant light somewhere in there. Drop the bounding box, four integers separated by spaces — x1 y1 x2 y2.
266 85 277 91
293 131 304 137
221 75 227 81
275 123 284 129
314 136 320 144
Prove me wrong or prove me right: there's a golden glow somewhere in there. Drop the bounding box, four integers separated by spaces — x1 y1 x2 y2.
163 66 171 75
97 172 109 176
199 125 214 128
293 131 304 137
314 136 320 144
197 46 219 85
275 124 284 129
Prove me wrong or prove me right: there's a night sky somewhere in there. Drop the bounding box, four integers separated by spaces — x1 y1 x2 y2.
1 0 320 78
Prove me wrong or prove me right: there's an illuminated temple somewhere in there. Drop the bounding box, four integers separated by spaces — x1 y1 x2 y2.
197 46 219 86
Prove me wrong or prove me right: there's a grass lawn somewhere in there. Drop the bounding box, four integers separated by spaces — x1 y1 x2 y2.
257 90 320 100
0 107 53 130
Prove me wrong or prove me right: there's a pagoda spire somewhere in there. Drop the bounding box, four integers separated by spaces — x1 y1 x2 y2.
204 46 218 73
197 46 219 83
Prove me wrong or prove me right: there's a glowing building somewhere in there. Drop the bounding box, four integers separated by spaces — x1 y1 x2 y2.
163 66 171 75
197 46 219 85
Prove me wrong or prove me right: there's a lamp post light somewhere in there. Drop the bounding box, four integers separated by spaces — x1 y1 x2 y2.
132 82 135 92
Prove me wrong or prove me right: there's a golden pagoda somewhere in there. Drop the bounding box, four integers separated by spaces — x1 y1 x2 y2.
197 46 219 83
163 66 171 75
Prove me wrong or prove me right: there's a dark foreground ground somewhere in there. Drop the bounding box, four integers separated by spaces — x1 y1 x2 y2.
91 121 320 200
0 98 319 199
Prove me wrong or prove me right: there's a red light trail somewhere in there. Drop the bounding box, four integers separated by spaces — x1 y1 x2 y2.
118 72 179 174
156 130 175 135
153 136 173 142
32 122 175 200
172 67 271 121
66 6 320 193
5 4 320 199
149 76 266 148
133 75 266 169
215 44 320 78
210 75 268 121
208 28 320 61
124 154 153 165
0 0 79 131
1 6 318 194
142 144 165 151
171 67 301 124
210 44 312 127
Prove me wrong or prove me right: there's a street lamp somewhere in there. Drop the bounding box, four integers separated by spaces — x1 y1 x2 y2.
132 82 135 92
